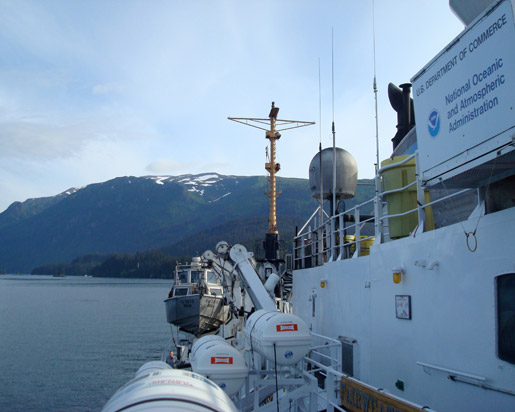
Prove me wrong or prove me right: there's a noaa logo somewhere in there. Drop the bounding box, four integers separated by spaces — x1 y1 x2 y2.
427 110 440 137
284 351 293 359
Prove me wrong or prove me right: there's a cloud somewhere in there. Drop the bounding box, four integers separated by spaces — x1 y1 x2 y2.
0 120 88 160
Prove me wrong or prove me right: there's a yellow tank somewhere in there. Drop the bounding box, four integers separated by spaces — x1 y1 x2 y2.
359 236 375 256
344 235 356 255
380 156 434 239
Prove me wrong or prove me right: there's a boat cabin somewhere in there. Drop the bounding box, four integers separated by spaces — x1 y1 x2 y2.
172 258 223 298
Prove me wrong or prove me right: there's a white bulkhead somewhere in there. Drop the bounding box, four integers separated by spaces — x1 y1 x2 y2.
244 309 312 366
190 335 249 395
102 365 238 412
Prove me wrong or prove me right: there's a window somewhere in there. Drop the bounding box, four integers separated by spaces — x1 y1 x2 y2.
177 270 188 284
497 273 515 364
209 288 223 296
173 287 189 297
190 270 201 283
207 270 218 284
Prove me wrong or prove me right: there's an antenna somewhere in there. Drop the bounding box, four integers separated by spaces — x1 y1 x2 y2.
228 103 315 261
319 58 324 230
319 58 322 147
331 28 337 217
372 0 380 170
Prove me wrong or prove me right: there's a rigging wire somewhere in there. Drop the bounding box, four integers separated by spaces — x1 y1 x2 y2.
273 343 280 412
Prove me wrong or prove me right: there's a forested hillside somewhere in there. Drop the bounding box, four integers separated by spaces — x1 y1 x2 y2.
1 173 374 276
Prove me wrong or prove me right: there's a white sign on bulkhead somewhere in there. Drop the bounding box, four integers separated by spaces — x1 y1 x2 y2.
411 0 515 180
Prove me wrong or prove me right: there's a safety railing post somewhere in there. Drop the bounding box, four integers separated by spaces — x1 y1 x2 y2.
330 215 336 261
415 151 426 233
338 213 344 260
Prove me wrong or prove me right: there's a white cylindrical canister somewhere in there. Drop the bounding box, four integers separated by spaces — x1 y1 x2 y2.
102 366 238 412
244 310 312 366
190 335 249 396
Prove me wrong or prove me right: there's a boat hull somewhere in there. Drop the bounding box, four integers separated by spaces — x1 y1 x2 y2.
165 294 227 335
292 208 515 412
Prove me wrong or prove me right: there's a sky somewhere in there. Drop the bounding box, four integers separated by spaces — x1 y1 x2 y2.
0 0 465 213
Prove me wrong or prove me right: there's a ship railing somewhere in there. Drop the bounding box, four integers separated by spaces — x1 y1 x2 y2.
243 331 439 411
332 198 376 262
292 206 330 268
285 332 439 412
280 332 343 411
293 152 479 269
293 194 377 269
299 358 439 412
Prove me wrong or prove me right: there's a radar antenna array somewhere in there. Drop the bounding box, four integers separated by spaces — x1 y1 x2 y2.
228 102 314 261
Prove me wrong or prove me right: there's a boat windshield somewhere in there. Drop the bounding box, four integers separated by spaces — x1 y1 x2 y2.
209 287 223 296
173 287 189 296
206 270 218 284
190 270 202 283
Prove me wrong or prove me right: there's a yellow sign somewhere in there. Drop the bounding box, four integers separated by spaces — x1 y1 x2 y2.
340 376 428 412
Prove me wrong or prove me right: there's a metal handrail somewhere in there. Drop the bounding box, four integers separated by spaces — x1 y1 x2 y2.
293 152 479 269
381 179 417 196
377 153 416 174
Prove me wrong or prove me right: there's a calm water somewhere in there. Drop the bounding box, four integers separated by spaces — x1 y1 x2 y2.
0 275 173 412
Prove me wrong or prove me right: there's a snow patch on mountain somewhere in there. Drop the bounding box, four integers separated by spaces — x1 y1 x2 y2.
64 187 82 196
143 174 230 197
188 186 205 195
196 174 220 182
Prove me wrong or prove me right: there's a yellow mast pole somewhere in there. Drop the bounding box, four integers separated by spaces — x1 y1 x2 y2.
265 102 281 235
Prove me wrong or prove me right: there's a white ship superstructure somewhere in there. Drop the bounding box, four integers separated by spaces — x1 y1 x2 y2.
292 1 515 410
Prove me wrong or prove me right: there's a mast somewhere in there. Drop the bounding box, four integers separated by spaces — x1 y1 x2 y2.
266 102 280 235
228 102 315 261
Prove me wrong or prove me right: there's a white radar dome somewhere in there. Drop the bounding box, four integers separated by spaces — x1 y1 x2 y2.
309 147 358 200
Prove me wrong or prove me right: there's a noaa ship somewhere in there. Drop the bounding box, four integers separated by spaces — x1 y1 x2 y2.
103 0 514 411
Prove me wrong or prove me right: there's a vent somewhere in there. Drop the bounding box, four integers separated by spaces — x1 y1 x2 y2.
339 336 358 377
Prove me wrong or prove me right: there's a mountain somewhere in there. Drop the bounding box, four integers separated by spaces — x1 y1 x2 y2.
0 173 375 273
0 188 80 231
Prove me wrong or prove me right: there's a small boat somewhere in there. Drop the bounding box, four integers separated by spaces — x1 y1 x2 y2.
164 257 228 336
